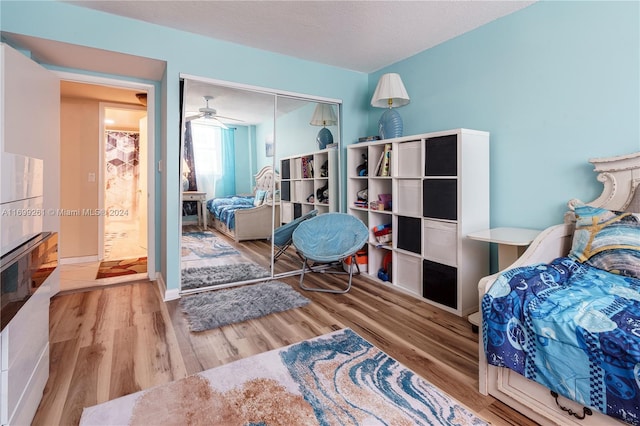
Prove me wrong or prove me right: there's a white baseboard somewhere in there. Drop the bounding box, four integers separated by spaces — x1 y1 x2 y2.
60 255 98 265
155 272 180 301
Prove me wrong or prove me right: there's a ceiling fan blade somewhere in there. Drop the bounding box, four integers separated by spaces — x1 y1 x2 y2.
210 117 229 129
185 113 203 122
215 115 244 123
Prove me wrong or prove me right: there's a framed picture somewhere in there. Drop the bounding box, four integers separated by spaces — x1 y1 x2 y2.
265 134 274 157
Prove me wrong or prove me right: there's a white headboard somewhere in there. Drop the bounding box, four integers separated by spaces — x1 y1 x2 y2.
254 166 280 193
567 151 640 220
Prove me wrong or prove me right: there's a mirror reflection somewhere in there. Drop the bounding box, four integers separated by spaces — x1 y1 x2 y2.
273 97 340 276
179 77 340 293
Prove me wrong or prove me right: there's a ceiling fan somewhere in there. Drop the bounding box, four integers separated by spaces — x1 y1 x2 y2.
185 95 243 128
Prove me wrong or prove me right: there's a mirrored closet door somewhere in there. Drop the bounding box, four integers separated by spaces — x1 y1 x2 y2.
179 75 341 293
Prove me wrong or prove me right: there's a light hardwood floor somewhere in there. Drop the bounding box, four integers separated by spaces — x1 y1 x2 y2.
33 240 538 426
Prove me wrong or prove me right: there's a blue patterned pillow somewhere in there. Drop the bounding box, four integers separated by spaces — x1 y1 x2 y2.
253 189 267 207
569 204 640 278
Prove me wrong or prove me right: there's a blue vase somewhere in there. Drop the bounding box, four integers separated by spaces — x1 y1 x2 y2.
316 127 333 149
378 109 403 139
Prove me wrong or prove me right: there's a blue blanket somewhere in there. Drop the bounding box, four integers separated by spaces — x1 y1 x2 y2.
206 196 254 230
483 256 640 425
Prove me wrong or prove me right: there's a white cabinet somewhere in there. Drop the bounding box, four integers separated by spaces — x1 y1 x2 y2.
280 148 338 223
1 42 60 426
1 278 53 425
347 129 490 316
0 231 58 426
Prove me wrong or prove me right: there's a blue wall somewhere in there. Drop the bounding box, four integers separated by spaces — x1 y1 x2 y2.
1 1 369 292
369 1 639 230
3 1 638 289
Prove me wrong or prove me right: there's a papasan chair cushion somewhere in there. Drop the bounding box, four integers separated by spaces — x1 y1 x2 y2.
292 213 368 293
292 213 368 263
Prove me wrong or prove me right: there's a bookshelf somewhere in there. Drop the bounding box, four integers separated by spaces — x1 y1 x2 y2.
346 129 490 317
280 148 338 223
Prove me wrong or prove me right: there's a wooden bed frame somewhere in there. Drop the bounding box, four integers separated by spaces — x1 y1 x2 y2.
478 151 640 426
208 166 281 242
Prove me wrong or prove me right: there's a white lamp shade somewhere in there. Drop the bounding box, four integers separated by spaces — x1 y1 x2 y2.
310 103 337 126
371 73 410 108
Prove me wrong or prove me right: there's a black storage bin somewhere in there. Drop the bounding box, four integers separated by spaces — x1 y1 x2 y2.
423 179 457 220
281 181 291 201
397 216 421 254
423 259 457 309
425 135 457 176
281 159 291 179
293 203 302 219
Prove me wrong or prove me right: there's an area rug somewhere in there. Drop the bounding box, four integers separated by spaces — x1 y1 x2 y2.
179 280 310 332
181 262 270 290
79 328 488 425
181 231 240 261
95 257 147 279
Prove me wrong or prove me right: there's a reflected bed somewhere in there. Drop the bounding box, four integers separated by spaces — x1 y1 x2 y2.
207 166 280 242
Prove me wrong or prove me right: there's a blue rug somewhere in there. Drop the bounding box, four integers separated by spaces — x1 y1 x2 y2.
80 329 488 425
181 231 239 260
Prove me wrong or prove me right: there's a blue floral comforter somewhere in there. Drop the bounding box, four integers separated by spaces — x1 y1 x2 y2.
206 196 254 230
482 256 640 425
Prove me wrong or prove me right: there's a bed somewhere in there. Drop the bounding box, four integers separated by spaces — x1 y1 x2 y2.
479 151 640 426
206 166 281 242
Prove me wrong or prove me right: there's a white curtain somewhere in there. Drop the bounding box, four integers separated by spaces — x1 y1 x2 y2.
190 123 222 201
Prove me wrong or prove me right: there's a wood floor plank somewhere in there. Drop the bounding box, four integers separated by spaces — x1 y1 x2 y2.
31 338 80 426
34 237 542 425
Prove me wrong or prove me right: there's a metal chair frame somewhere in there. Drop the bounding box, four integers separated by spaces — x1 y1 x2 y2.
292 213 368 294
298 252 361 294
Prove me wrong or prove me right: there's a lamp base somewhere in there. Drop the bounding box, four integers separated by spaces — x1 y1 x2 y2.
316 127 333 150
378 108 403 140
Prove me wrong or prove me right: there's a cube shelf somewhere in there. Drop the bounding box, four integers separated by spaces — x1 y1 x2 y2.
280 149 338 223
346 129 490 316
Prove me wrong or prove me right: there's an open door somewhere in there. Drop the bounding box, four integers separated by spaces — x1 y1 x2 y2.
138 116 148 249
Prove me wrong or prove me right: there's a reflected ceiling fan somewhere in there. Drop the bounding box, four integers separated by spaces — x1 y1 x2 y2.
185 95 243 128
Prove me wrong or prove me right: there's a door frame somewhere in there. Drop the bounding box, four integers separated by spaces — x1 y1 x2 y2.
99 102 147 261
55 71 156 279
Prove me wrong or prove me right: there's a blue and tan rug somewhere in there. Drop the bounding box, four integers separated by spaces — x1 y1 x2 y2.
181 231 240 261
80 328 488 425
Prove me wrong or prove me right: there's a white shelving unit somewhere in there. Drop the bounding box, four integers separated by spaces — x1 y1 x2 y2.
280 148 338 223
347 129 490 316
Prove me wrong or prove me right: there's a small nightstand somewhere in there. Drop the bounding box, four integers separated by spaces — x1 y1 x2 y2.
466 227 541 331
183 191 207 230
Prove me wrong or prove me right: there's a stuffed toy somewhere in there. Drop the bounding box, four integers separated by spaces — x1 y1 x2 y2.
356 153 367 176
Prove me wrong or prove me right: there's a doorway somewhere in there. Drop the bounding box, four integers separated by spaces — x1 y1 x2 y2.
57 75 156 290
102 105 148 261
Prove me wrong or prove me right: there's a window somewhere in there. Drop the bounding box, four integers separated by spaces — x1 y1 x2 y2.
191 122 222 199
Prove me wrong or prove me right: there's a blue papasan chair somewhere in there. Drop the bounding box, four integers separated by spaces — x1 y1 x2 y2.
271 209 318 262
292 213 368 293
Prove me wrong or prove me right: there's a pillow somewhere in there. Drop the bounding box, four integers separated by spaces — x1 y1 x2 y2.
569 204 640 278
253 189 267 207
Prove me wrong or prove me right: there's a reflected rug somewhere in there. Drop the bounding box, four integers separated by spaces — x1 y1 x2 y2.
80 328 488 425
181 231 239 261
181 262 270 290
179 280 310 332
96 257 147 279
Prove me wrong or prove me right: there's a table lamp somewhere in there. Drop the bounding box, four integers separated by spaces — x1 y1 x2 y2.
310 103 337 149
371 73 410 139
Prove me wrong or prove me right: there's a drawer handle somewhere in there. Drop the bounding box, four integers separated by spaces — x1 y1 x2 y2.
551 391 592 420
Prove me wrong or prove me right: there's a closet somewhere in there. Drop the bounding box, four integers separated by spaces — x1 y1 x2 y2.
179 75 342 289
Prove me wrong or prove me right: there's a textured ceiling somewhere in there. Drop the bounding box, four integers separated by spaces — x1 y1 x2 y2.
11 1 536 126
64 0 535 73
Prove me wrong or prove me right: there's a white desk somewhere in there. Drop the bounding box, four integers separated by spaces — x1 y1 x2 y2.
183 191 207 230
466 227 541 329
